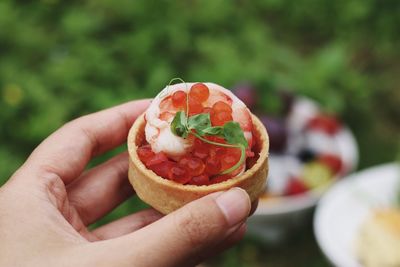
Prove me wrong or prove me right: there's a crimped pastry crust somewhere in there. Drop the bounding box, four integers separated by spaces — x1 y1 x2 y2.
127 113 269 214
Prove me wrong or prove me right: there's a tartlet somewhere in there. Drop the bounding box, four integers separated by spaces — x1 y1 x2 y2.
127 82 269 214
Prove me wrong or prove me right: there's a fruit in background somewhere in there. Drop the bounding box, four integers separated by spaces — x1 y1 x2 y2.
302 162 333 189
286 98 319 134
297 149 316 163
232 83 257 109
318 154 343 174
304 130 340 156
278 89 296 116
285 177 309 196
267 155 302 196
260 116 288 153
307 114 341 135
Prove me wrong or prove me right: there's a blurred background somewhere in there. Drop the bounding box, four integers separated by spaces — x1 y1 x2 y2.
0 0 399 266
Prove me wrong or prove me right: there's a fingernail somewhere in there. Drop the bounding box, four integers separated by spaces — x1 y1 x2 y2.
216 188 251 227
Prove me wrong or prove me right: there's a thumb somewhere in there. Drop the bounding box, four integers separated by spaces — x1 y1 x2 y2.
87 187 251 267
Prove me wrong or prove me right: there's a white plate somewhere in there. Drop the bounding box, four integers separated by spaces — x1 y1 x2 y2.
314 163 400 267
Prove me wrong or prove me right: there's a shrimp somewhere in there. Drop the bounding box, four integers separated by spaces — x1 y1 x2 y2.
144 82 254 159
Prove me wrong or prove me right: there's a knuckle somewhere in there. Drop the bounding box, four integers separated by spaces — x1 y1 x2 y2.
68 194 89 223
174 199 226 248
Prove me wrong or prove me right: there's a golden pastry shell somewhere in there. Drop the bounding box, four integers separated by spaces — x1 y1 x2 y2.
127 113 269 214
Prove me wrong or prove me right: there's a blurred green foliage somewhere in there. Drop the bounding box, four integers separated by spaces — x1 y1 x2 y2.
0 0 399 266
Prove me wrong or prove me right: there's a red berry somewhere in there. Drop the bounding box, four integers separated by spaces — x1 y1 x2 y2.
318 154 342 174
170 165 191 184
212 101 232 114
189 83 210 102
146 152 168 167
137 145 155 164
188 174 210 186
179 156 205 176
307 115 341 135
150 161 175 179
285 178 308 196
172 90 187 109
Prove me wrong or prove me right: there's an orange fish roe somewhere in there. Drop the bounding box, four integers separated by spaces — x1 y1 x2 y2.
169 165 191 184
188 97 204 116
138 83 255 185
210 101 233 126
137 145 155 163
172 90 187 109
189 83 210 102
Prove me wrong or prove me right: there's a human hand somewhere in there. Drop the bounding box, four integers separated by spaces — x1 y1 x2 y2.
0 100 255 267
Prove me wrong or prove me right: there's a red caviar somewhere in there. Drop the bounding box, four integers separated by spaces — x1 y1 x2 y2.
188 98 203 116
137 145 155 163
189 83 210 102
205 158 221 175
145 152 168 167
212 101 232 114
151 161 175 178
172 90 187 109
140 89 255 185
188 174 209 185
170 165 191 184
179 156 205 176
211 111 233 126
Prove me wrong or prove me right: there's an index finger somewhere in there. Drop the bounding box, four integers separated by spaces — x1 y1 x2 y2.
24 99 150 184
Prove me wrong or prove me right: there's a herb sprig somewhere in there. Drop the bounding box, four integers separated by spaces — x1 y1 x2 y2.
169 80 249 176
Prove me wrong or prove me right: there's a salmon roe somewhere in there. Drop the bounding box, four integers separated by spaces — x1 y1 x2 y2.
172 90 187 109
189 83 210 102
210 101 233 126
140 90 255 185
211 111 233 126
188 98 204 116
212 101 232 113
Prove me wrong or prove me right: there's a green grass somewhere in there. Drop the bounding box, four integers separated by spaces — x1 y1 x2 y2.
0 1 399 265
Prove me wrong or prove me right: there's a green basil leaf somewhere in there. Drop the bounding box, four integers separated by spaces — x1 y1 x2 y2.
171 111 189 138
188 113 211 136
201 126 224 136
223 121 248 148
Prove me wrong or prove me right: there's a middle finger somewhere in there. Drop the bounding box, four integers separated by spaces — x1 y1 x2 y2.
67 152 134 225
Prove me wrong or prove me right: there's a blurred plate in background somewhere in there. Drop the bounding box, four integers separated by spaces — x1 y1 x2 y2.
314 163 400 267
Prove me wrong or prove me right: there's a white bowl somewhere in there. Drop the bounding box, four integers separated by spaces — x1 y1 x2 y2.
247 111 358 242
314 163 400 267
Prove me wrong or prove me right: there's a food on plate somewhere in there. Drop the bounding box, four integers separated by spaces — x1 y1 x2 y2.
127 80 269 214
244 89 352 198
356 209 400 267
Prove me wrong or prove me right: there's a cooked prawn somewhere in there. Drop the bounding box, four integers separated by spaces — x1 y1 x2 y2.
144 82 254 159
